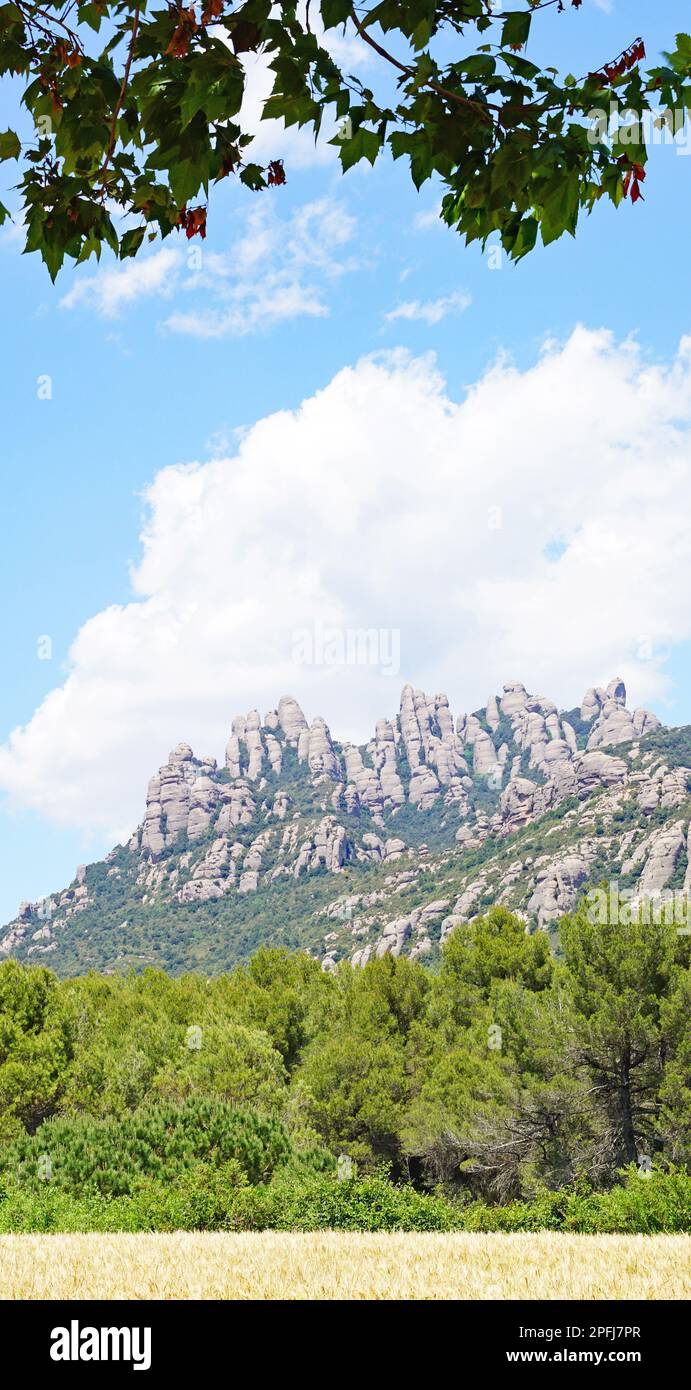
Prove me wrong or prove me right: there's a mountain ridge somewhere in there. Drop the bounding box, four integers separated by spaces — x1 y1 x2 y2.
4 674 691 977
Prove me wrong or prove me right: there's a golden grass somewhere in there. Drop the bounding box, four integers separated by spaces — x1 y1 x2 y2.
0 1232 688 1300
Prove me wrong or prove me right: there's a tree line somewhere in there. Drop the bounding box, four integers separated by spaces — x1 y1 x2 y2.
1 903 688 1216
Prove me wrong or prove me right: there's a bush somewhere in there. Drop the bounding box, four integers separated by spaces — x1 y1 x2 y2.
581 1166 691 1234
124 1164 248 1231
0 1184 130 1233
0 1169 459 1234
459 1167 691 1234
1 1097 290 1197
226 1172 461 1232
0 1166 688 1234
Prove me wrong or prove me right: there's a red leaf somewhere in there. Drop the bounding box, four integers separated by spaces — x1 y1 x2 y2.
201 0 223 23
230 20 262 54
267 159 286 187
165 7 197 58
178 205 207 239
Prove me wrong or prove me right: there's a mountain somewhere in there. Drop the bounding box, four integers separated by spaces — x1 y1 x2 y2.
3 676 691 977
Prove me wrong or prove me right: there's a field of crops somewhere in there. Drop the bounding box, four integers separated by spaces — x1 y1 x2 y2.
1 1232 689 1300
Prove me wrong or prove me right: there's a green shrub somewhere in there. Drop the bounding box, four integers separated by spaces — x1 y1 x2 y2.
459 1167 691 1234
226 1172 461 1232
0 1168 459 1234
0 1166 688 1234
581 1165 691 1234
0 1163 252 1233
124 1164 248 1231
0 1185 129 1233
1 1097 290 1197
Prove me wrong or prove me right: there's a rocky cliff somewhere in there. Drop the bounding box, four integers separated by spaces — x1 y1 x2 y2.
4 675 690 977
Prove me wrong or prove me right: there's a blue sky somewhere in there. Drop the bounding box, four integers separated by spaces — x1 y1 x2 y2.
2 0 691 924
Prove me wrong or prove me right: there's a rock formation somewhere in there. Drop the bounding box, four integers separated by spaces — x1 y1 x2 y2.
3 673 684 978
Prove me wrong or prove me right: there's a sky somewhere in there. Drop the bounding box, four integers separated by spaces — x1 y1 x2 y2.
2 0 691 923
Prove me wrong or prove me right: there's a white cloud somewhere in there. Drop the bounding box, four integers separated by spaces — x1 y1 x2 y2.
165 279 328 339
3 327 691 841
60 197 358 335
166 197 357 337
60 248 182 317
413 203 443 232
0 211 26 247
385 289 471 326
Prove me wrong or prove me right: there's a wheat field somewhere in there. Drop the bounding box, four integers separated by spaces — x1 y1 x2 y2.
0 1232 688 1299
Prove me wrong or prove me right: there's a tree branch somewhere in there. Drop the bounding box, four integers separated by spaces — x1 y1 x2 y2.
16 1 83 50
97 3 141 194
350 8 496 123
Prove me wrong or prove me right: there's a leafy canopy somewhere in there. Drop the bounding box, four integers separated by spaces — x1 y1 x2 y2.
2 1 691 277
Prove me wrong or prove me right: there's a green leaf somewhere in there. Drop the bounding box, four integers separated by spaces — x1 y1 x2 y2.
320 0 352 29
337 126 381 172
79 2 104 32
512 214 538 261
501 12 531 51
0 128 20 162
502 53 540 81
40 240 65 283
540 170 580 246
239 163 266 190
120 225 146 259
455 54 495 80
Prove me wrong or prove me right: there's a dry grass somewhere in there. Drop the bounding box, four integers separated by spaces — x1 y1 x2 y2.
0 1232 688 1300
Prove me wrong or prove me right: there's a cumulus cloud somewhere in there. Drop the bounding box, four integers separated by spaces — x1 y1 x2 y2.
385 289 471 326
2 327 691 841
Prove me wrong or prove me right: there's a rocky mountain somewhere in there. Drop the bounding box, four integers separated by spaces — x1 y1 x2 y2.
3 676 691 977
